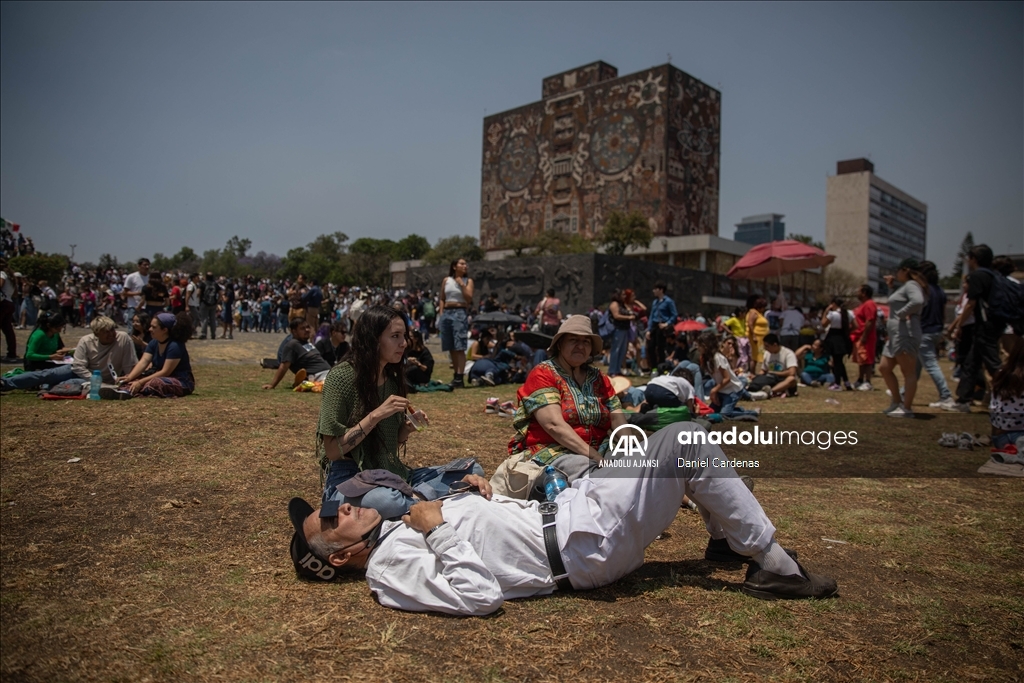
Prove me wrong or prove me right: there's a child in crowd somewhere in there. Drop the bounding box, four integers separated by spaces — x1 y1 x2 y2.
978 339 1024 477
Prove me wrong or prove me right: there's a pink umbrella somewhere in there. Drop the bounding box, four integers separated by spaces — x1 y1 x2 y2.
727 240 836 303
674 320 707 333
727 240 835 280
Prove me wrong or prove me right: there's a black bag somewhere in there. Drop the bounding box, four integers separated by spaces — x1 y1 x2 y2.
201 282 220 306
977 267 1024 327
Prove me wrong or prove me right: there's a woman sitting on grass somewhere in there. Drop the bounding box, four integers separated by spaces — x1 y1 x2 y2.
24 312 73 371
697 330 759 420
403 329 434 386
129 311 152 357
118 312 195 397
317 305 483 519
794 339 835 387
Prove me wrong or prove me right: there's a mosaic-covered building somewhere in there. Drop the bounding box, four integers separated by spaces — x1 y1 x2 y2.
480 61 721 250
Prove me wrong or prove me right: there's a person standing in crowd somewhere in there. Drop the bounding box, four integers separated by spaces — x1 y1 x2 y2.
821 297 854 391
438 258 473 389
220 278 235 340
304 279 323 330
946 245 1009 413
142 271 168 317
119 312 196 397
17 276 40 330
778 306 805 351
122 258 150 325
535 288 562 336
196 272 220 340
744 295 769 373
184 273 201 331
0 257 18 362
851 285 878 390
607 289 636 377
879 258 928 417
916 261 954 410
646 282 677 373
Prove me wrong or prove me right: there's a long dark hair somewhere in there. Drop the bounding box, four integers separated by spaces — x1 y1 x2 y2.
696 329 720 375
35 311 65 332
448 259 464 277
345 305 408 454
832 297 850 338
992 337 1024 402
154 312 194 344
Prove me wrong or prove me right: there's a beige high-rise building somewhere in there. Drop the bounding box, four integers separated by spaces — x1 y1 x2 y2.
825 158 927 294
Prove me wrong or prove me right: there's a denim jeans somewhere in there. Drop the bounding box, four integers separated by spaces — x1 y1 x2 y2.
715 390 758 418
439 308 468 352
916 331 951 400
323 458 485 520
674 360 706 400
608 328 630 376
800 371 835 385
1 364 78 391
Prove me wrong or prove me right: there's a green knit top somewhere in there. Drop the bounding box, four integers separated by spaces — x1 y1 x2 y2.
25 328 61 362
316 362 407 480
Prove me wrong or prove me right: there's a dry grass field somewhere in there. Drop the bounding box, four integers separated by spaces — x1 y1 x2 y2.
2 327 1022 682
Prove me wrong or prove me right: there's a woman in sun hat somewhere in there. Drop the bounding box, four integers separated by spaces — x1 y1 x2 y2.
506 315 628 488
878 258 928 418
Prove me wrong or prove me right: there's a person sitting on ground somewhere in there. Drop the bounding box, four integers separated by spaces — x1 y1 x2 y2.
263 318 333 390
978 338 1024 477
23 312 73 372
1 315 137 393
129 311 152 357
794 339 835 387
750 334 800 398
644 366 697 415
468 327 512 386
118 312 196 397
289 420 839 613
697 330 759 419
314 321 350 367
404 329 434 386
317 305 484 519
507 315 627 486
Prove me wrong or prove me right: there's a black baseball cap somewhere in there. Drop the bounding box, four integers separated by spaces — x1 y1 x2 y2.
288 497 338 581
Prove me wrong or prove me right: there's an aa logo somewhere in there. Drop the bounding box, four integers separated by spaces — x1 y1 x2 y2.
610 424 649 458
300 552 336 580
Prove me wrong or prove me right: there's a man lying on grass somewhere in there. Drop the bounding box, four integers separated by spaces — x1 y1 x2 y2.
289 422 838 615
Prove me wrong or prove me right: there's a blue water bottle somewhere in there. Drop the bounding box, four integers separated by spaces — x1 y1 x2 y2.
543 466 568 502
88 370 102 400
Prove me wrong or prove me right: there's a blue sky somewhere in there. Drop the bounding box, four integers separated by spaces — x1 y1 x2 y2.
1 1 1021 273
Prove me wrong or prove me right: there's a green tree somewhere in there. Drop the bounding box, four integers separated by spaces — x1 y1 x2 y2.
151 252 174 272
9 253 68 285
817 266 861 305
595 211 652 256
225 236 252 260
97 254 121 271
499 235 537 257
392 234 431 261
349 237 398 287
279 232 350 284
530 230 594 256
953 231 974 278
423 235 485 265
787 233 825 250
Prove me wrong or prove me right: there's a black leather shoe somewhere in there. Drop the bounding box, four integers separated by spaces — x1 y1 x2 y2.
741 561 838 600
704 538 798 563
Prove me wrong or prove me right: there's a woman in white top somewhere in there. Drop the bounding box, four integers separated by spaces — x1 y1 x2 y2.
697 330 759 419
820 298 855 391
879 258 928 418
437 258 474 388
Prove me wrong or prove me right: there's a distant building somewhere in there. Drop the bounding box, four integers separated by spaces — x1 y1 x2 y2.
480 61 721 251
825 158 927 295
734 214 785 245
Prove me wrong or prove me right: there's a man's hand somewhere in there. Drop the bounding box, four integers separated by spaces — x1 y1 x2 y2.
460 474 492 500
402 500 444 534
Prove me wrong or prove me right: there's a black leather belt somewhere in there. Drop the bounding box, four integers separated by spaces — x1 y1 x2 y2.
539 502 572 591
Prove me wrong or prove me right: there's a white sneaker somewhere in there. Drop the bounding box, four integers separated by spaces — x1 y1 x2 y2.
857 382 873 391
882 402 900 414
941 401 970 413
748 390 769 401
887 405 914 418
929 397 957 410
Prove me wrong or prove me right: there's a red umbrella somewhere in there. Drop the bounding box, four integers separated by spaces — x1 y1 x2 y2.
674 320 707 333
727 240 835 280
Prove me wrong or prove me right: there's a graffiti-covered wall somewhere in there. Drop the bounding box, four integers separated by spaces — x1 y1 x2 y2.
480 62 720 251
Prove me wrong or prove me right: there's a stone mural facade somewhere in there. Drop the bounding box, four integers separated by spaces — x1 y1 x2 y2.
480 61 721 250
